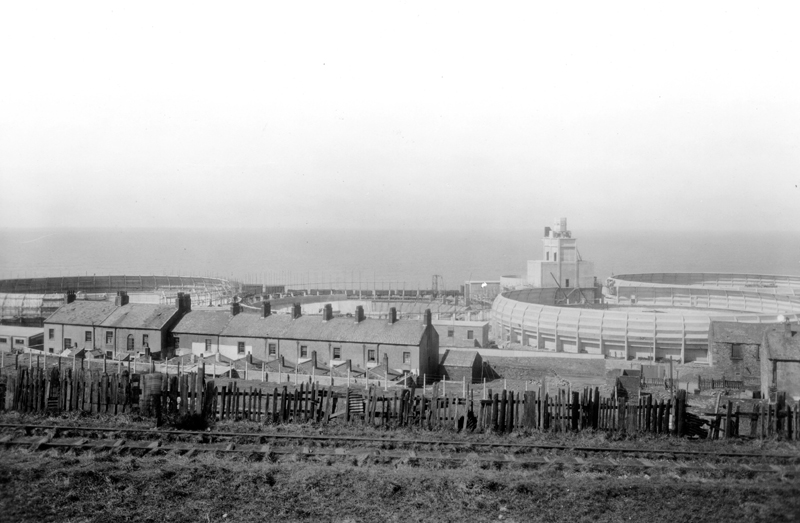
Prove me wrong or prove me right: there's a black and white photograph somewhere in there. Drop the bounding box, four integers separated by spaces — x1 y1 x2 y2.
1 2 799 522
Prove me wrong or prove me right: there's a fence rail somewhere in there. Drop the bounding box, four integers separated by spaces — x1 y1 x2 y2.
1 362 798 441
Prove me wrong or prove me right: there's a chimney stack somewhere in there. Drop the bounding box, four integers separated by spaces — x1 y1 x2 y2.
66 290 76 304
346 358 352 372
355 305 365 323
248 353 253 364
292 303 302 319
262 301 271 318
424 308 432 326
388 307 397 324
176 292 185 310
231 302 241 316
115 291 129 306
323 304 333 321
280 355 285 367
785 319 793 338
183 294 192 313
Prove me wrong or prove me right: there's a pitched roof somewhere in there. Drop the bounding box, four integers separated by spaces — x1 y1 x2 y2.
172 310 234 335
440 349 480 368
0 326 44 338
100 304 179 330
220 313 426 346
45 301 118 326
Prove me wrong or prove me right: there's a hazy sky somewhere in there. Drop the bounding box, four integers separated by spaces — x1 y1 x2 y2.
1 2 798 231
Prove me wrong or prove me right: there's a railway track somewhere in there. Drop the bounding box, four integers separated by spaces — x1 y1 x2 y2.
1 423 798 475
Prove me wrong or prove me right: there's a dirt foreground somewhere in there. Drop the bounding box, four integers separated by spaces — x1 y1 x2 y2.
1 446 799 523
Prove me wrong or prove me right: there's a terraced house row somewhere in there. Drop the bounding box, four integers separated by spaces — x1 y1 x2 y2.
42 292 439 379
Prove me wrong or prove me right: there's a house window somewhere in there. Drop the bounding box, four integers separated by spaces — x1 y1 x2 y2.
403 352 411 364
467 330 474 340
127 334 134 351
106 351 113 359
565 279 570 288
447 329 454 338
48 329 54 340
205 339 212 352
368 349 376 362
49 348 54 353
546 252 550 261
731 343 743 360
142 334 149 346
238 342 245 354
14 338 24 345
85 331 92 342
64 338 72 349
333 347 341 359
554 253 557 262
106 331 113 344
300 345 308 358
268 343 277 356
0 337 7 344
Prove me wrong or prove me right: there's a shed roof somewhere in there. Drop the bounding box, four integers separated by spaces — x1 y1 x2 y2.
440 349 480 368
45 301 118 326
711 321 772 345
100 304 179 330
220 313 426 346
432 320 489 328
172 310 234 335
0 325 44 338
764 328 800 361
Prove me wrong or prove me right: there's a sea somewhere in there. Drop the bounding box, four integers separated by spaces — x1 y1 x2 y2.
1 228 800 290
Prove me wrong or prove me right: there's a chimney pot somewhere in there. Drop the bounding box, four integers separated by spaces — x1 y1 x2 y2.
389 307 397 324
312 350 317 368
424 308 432 326
346 358 352 371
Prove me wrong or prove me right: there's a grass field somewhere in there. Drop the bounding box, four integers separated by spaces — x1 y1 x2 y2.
1 445 799 523
2 411 800 522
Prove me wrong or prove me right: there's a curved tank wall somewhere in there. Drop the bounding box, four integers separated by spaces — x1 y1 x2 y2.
491 273 800 364
0 275 236 322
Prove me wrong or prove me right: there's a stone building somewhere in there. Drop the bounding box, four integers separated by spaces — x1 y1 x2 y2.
432 320 490 348
761 322 800 401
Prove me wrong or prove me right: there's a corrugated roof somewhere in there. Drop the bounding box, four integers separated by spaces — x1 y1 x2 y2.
101 304 179 330
45 301 119 326
220 313 426 346
440 349 480 367
173 310 234 335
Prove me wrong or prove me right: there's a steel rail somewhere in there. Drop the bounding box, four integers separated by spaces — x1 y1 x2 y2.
0 435 796 475
0 423 798 460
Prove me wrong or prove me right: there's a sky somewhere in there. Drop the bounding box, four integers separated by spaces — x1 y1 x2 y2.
1 2 798 232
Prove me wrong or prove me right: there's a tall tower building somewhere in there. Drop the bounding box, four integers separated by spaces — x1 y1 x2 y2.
527 218 594 288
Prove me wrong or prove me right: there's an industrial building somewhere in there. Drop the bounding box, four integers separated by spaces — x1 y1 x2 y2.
0 275 235 324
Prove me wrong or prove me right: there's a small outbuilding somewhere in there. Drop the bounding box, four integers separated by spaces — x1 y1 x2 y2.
432 320 490 348
761 322 800 401
439 349 482 383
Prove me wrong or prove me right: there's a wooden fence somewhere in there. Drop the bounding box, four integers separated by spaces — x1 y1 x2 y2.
2 367 799 440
